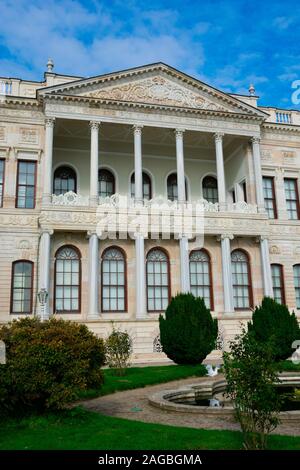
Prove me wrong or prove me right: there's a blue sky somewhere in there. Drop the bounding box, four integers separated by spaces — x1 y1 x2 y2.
0 0 299 108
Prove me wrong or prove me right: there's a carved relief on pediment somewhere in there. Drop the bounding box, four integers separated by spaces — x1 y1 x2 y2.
87 76 227 111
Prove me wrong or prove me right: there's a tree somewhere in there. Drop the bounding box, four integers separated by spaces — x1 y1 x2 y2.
223 328 281 450
159 293 218 364
248 296 300 361
105 326 132 376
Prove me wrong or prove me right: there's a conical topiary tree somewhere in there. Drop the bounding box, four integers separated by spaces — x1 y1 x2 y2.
248 296 300 361
159 293 218 364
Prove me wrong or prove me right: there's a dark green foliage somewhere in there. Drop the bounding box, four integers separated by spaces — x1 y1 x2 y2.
224 328 281 450
0 317 105 414
248 297 300 361
159 293 218 364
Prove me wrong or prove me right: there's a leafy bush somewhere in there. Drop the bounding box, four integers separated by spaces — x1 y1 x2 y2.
0 317 105 414
105 326 132 376
248 297 300 361
159 293 218 365
224 328 281 450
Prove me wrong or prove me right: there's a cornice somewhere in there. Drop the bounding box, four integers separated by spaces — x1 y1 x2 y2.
262 122 300 134
0 97 40 108
43 93 264 122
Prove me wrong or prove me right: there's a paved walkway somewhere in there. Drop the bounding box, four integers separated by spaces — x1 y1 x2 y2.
80 376 300 436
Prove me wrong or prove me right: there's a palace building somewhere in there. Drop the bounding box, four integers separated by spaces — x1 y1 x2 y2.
0 61 300 362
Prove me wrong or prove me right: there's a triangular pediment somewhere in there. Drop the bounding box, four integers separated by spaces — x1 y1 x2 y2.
39 63 266 118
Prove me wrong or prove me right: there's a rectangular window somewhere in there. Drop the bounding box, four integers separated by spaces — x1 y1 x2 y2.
271 264 285 304
16 160 36 209
11 261 33 314
293 265 300 309
242 181 247 203
0 159 4 207
284 178 300 220
263 177 277 219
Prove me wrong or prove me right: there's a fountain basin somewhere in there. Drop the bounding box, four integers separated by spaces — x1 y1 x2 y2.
148 373 300 422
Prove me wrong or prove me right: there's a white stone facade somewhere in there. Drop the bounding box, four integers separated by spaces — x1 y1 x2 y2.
1 62 300 362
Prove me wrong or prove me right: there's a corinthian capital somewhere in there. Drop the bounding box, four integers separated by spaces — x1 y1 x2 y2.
174 128 185 139
214 132 224 143
89 121 100 131
251 136 261 145
216 233 234 242
133 124 143 135
45 117 55 128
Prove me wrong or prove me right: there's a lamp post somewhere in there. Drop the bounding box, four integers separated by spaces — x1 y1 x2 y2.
37 288 48 322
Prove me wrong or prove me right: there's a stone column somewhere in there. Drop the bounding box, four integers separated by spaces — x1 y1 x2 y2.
38 229 53 319
179 236 190 292
175 129 190 292
133 125 143 203
42 118 55 205
175 129 186 203
89 121 100 206
135 233 146 318
218 234 234 313
214 133 227 211
259 236 273 298
251 137 265 213
87 231 99 318
275 168 288 220
133 126 146 318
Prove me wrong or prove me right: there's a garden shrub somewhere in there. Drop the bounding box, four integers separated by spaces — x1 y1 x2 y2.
224 328 281 450
0 317 105 415
105 326 132 376
248 297 300 361
159 293 218 364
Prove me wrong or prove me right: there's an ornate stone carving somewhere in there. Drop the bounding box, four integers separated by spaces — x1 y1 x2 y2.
153 335 163 353
282 151 296 164
51 191 89 206
294 246 300 255
269 245 281 254
19 128 38 144
45 118 55 128
17 239 33 249
229 201 258 214
261 149 272 163
0 127 5 141
87 76 227 111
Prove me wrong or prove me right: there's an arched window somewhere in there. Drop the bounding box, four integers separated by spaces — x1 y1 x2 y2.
146 248 170 312
202 176 218 203
271 264 285 304
189 250 213 309
53 166 77 195
231 249 252 310
293 264 300 309
10 260 33 313
101 247 126 312
130 172 152 200
54 246 81 312
167 173 187 201
98 169 115 198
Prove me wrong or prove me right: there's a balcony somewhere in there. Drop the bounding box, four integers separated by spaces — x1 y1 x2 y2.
38 191 265 239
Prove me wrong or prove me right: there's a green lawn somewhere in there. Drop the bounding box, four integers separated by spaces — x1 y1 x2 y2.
279 360 300 372
1 407 299 450
78 364 207 400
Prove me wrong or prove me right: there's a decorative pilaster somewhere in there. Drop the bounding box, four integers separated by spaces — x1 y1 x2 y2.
179 236 190 293
38 229 53 319
258 236 273 298
251 137 265 213
133 125 143 203
217 233 234 313
214 133 227 211
87 231 99 318
135 233 146 318
89 121 100 206
175 129 186 203
42 118 55 205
